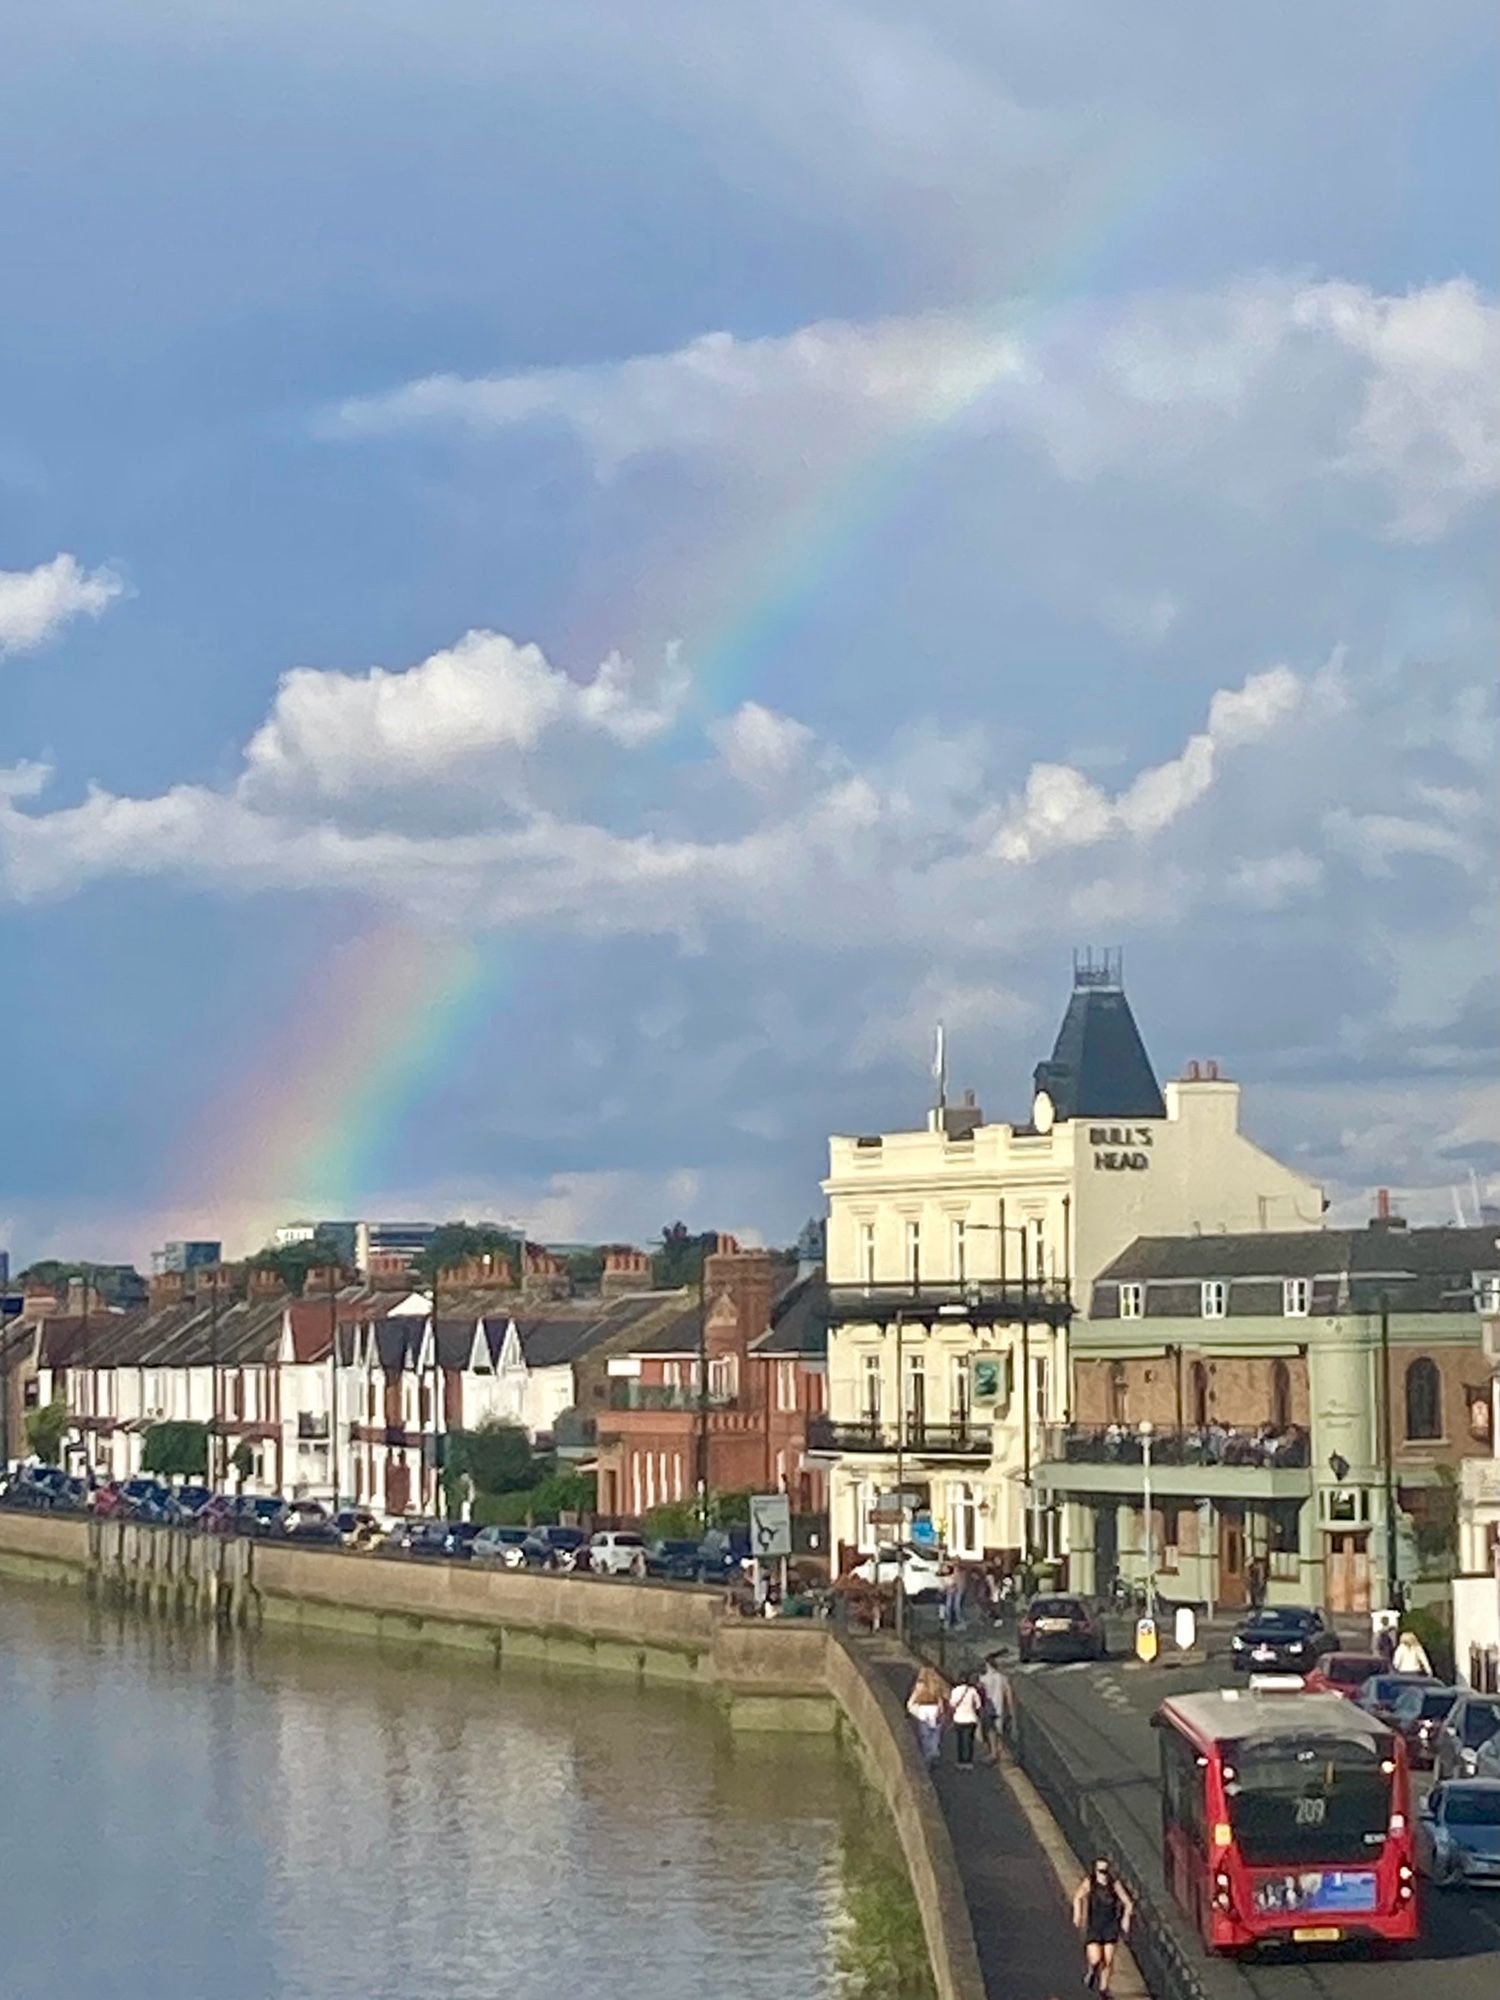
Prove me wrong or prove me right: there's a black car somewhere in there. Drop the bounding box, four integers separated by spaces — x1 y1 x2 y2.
644 1538 702 1582
695 1528 752 1583
1017 1594 1107 1664
442 1523 481 1561
1228 1606 1338 1673
523 1525 589 1570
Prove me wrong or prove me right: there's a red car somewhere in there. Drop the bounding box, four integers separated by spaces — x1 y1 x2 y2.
1302 1650 1384 1697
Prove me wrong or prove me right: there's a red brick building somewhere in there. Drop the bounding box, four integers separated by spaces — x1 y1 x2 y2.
594 1244 827 1520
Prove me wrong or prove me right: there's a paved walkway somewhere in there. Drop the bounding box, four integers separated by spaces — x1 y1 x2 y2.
861 1636 1148 2000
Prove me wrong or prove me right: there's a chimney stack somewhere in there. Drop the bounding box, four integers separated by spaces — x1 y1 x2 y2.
601 1248 653 1298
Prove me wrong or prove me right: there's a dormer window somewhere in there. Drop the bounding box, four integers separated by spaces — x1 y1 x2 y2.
1473 1272 1500 1313
1282 1277 1310 1318
1201 1280 1228 1319
1119 1283 1143 1320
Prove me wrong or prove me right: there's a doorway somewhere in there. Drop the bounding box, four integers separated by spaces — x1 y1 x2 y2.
1093 1502 1119 1595
1217 1505 1247 1609
1327 1533 1371 1615
387 1460 411 1517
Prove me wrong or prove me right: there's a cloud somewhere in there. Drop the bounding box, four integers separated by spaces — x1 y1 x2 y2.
708 701 818 797
0 554 124 657
239 630 687 805
324 279 1500 546
991 665 1303 861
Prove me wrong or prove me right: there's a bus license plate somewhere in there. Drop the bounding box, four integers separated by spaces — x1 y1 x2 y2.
1292 1927 1341 1943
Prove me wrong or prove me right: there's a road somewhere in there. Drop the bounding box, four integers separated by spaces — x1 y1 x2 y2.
1011 1648 1500 2000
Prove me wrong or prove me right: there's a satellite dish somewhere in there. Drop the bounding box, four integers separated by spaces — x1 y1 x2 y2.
1033 1090 1055 1134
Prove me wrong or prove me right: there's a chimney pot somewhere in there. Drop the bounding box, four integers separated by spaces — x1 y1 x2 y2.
1376 1187 1391 1222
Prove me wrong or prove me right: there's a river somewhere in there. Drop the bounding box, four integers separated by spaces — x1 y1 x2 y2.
0 1588 899 2000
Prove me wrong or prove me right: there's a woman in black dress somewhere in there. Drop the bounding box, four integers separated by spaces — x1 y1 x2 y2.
1071 1858 1133 1994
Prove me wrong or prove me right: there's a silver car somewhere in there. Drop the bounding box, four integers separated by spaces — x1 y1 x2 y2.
1416 1780 1500 1888
1432 1693 1500 1781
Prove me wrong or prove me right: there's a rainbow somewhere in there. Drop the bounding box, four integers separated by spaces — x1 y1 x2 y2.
180 139 1185 1227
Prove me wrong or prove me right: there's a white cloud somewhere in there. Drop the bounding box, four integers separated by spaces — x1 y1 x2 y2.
992 665 1303 862
327 279 1499 547
0 554 124 657
708 701 818 796
239 629 687 804
1227 849 1325 910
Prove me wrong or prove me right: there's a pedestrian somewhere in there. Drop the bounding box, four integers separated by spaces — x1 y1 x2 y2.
1072 1856 1133 1995
906 1665 947 1767
939 1561 964 1629
1390 1628 1432 1675
1247 1556 1268 1610
1375 1621 1396 1667
948 1671 984 1769
979 1650 1012 1757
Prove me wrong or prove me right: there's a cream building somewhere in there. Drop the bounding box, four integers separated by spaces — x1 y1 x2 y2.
814 956 1325 1567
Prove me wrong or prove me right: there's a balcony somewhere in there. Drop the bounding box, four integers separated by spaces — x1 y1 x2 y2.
1038 1423 1312 1500
806 1414 992 1460
607 1383 736 1413
824 1278 1072 1330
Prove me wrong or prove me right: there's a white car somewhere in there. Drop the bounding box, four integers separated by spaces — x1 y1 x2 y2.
589 1529 649 1577
849 1544 944 1600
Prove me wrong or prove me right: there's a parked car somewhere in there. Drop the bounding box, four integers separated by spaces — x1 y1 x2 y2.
201 1494 240 1536
1416 1780 1500 1888
1228 1606 1338 1673
471 1524 530 1568
644 1537 702 1582
696 1528 753 1583
523 1525 589 1571
1302 1650 1385 1697
442 1522 481 1561
235 1496 289 1538
334 1508 385 1550
395 1519 453 1559
1434 1693 1500 1782
1390 1683 1460 1770
281 1502 341 1545
588 1529 648 1577
118 1476 173 1522
1018 1594 1107 1664
848 1544 943 1602
1354 1671 1444 1728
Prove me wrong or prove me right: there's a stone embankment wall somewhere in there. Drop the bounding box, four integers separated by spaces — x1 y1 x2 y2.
0 1510 984 2000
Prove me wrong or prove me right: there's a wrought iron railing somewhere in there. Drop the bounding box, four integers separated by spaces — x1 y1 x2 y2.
1043 1422 1309 1468
806 1414 992 1458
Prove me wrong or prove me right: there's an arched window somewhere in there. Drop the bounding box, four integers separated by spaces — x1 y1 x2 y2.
1108 1361 1128 1425
1190 1361 1209 1428
1404 1358 1442 1441
1270 1360 1292 1432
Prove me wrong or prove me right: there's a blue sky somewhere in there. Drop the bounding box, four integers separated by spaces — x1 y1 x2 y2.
1 2 1495 1264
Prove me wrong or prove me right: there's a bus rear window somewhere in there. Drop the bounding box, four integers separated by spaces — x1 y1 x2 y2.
1225 1735 1390 1866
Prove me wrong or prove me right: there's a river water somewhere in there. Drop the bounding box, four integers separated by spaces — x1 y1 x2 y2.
0 1589 879 2000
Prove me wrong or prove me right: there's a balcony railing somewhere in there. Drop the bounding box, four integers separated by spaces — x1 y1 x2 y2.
1044 1423 1310 1469
607 1383 737 1412
806 1414 992 1459
823 1278 1072 1327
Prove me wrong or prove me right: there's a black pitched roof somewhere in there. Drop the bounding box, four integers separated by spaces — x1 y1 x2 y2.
1099 1224 1500 1295
750 1271 828 1358
513 1290 692 1367
1034 972 1165 1121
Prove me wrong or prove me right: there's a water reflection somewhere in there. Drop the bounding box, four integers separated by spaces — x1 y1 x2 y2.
0 1592 858 2000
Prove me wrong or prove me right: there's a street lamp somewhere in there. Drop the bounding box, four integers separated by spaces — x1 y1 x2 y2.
1139 1421 1156 1621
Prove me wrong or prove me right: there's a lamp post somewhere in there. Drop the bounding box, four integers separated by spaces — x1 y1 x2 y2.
325 1263 339 1511
208 1268 221 1491
1378 1288 1398 1612
1140 1421 1156 1621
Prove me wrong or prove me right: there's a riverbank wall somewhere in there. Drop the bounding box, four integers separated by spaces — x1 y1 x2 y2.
0 1510 985 2000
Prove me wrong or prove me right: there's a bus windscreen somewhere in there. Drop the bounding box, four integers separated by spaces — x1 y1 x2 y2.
1225 1734 1391 1865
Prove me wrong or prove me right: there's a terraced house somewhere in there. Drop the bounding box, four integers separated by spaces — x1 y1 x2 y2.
1041 1206 1500 1614
814 955 1325 1570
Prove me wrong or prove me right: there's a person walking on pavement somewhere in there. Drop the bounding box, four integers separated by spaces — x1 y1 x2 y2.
1391 1628 1433 1674
1072 1857 1133 1995
906 1665 947 1768
948 1671 984 1769
979 1650 1012 1758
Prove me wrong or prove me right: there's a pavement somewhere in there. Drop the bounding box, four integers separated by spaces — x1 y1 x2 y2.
861 1634 1146 2000
1008 1644 1500 2000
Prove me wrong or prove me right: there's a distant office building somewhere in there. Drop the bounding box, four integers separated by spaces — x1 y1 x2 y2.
151 1240 222 1276
0 1249 8 1289
269 1220 438 1275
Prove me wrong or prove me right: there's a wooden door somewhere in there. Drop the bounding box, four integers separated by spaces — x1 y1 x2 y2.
1328 1533 1371 1615
1218 1506 1247 1609
387 1459 411 1517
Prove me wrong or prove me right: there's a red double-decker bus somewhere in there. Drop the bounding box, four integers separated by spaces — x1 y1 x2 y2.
1152 1683 1418 1953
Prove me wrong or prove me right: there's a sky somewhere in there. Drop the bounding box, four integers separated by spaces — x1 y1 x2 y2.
1 1 1496 1266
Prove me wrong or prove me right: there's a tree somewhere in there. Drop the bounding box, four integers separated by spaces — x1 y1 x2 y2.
229 1439 256 1493
653 1222 716 1289
249 1237 347 1296
25 1398 69 1465
446 1419 536 1496
415 1222 522 1285
141 1421 209 1480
